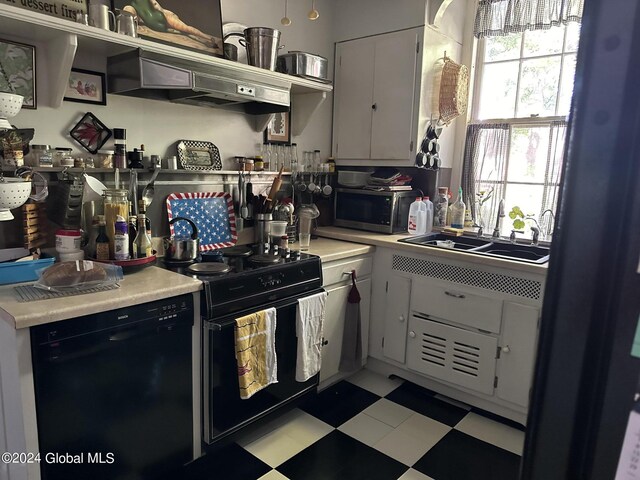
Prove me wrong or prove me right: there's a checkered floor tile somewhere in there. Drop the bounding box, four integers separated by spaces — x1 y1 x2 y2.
183 369 526 480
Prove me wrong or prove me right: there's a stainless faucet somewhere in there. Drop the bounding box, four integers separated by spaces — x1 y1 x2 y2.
492 199 505 238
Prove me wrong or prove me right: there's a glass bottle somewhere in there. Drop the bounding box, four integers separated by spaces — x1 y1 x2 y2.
133 214 153 258
86 215 100 258
128 215 138 258
95 216 110 261
103 189 130 259
138 200 152 235
290 143 299 172
264 143 272 171
450 187 466 229
113 128 127 169
434 187 449 227
313 150 321 171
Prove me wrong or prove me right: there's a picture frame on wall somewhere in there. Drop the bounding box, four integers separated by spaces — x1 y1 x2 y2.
111 0 224 57
264 111 291 145
64 68 107 106
0 38 37 109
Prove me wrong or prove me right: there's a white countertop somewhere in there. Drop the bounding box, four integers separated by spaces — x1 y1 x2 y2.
0 266 202 330
291 237 375 263
314 226 549 275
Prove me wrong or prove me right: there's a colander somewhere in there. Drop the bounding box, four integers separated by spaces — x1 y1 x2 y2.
0 93 24 130
0 177 32 221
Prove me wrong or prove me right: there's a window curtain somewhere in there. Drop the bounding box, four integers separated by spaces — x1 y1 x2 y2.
461 123 510 231
474 0 584 38
539 120 567 235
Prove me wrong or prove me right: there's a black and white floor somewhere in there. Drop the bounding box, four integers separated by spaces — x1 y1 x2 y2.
188 370 525 480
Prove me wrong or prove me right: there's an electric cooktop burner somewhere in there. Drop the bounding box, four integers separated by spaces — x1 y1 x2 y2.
247 254 282 265
222 246 252 257
187 262 232 276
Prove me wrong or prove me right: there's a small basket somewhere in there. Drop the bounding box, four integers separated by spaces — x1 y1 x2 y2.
438 57 469 125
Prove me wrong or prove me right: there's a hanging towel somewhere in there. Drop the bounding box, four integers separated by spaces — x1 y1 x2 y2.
296 291 328 382
339 270 363 373
234 307 278 400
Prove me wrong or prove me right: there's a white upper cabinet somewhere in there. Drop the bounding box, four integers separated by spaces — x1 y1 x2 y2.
333 28 422 163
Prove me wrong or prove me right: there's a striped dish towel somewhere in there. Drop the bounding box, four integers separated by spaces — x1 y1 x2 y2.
234 308 278 399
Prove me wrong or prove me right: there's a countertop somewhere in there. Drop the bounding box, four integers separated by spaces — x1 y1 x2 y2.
0 266 202 330
291 237 375 263
314 226 549 275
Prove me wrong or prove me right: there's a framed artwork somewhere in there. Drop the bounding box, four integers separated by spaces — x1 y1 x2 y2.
264 111 291 144
69 112 112 154
64 68 107 106
111 0 223 57
176 140 222 171
0 39 36 109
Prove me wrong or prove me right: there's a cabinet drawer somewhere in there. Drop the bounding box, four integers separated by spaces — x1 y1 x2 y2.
407 315 498 395
322 256 373 287
411 281 503 334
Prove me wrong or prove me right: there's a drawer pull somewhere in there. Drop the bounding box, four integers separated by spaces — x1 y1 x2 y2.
444 291 466 299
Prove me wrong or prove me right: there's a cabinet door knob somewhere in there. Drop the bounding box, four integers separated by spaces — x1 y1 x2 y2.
322 339 329 346
399 315 405 323
409 331 416 338
372 103 378 111
501 345 511 353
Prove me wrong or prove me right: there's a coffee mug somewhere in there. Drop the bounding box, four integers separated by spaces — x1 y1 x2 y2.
116 10 138 37
88 4 115 31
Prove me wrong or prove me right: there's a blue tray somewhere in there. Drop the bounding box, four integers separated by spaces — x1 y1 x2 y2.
0 257 55 285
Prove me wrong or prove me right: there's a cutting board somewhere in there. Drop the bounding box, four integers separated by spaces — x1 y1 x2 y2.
166 192 237 251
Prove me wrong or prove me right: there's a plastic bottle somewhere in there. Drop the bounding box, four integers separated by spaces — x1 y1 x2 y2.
450 187 466 229
422 197 434 234
408 197 427 235
434 187 449 227
114 215 130 260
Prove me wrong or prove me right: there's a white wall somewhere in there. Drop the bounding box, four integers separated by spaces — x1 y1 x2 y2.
11 0 335 168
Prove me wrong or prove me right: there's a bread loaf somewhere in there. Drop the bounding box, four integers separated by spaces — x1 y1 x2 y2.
40 261 109 287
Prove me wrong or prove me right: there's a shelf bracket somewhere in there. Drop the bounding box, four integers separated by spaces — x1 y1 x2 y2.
254 113 275 134
49 33 77 108
428 0 454 27
291 91 327 137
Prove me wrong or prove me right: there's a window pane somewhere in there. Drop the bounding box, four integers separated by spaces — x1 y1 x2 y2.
502 184 545 237
507 126 550 183
478 61 519 119
557 54 577 116
484 34 522 61
565 22 581 52
517 56 561 117
523 26 565 57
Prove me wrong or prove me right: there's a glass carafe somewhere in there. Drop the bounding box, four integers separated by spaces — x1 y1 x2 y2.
103 189 130 259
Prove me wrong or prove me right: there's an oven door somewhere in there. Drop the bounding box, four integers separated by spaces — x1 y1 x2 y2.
203 289 323 444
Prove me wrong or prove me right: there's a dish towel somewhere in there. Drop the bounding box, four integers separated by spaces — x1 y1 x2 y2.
296 291 328 382
339 270 363 373
234 307 278 400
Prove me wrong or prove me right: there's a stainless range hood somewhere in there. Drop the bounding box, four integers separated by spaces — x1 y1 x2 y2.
107 49 290 115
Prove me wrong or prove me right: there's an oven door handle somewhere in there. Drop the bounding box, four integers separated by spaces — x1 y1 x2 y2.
206 288 326 331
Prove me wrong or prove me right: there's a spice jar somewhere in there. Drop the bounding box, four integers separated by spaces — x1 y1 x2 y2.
53 148 73 167
97 150 114 168
244 159 254 172
254 155 264 171
28 144 53 167
103 189 130 259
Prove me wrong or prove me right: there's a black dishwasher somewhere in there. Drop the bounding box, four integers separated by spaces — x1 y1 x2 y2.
31 294 194 480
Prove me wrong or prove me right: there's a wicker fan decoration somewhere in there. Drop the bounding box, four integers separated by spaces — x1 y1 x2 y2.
438 56 469 125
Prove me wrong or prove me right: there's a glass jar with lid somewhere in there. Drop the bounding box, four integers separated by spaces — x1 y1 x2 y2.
97 150 114 169
28 145 53 168
53 148 73 167
103 189 129 259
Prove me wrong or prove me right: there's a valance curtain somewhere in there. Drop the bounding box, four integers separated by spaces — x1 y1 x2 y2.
474 0 584 38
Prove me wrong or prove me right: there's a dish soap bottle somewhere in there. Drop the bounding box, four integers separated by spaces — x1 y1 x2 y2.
114 215 130 260
408 197 427 235
422 197 434 234
450 187 466 229
434 187 449 227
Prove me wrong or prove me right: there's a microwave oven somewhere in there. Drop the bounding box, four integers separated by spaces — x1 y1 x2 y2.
333 188 420 234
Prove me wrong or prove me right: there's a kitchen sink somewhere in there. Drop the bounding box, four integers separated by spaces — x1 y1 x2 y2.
399 233 493 251
398 233 550 264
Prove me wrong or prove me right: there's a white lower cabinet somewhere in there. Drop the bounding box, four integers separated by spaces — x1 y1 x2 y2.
370 247 544 423
320 256 373 386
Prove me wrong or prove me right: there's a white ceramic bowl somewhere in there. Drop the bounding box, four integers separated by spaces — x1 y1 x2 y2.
0 178 31 221
0 93 24 129
337 170 371 188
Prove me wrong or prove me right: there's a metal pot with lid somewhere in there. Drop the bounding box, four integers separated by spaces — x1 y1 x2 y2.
164 217 199 261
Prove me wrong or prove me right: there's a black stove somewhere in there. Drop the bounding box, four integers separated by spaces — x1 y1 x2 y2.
161 245 323 318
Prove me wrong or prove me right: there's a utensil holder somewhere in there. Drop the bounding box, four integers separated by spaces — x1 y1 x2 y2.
254 213 272 244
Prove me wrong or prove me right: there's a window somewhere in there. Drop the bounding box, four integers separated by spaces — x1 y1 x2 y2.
464 24 580 239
